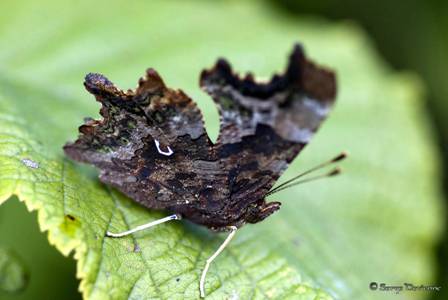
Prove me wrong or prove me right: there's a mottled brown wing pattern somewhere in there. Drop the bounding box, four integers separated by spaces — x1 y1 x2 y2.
200 44 336 211
64 69 225 209
64 44 336 229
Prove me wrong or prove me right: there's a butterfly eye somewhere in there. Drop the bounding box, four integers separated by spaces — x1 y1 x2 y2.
245 202 261 222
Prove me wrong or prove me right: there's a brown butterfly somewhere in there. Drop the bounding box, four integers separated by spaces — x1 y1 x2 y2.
64 44 342 297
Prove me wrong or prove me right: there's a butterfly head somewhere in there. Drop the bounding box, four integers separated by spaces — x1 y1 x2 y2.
244 200 282 224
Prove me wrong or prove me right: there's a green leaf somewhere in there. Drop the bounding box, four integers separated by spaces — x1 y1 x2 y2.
0 247 28 293
0 1 443 299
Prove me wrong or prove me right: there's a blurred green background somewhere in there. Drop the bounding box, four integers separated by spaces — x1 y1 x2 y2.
0 0 446 299
267 1 448 298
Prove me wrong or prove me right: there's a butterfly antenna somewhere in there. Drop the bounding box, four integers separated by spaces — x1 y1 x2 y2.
267 152 346 196
267 167 341 196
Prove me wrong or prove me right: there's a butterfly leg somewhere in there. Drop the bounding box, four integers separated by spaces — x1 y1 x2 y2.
200 225 238 298
106 214 182 238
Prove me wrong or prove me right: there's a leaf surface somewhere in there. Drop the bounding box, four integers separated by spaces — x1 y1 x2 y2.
0 1 443 299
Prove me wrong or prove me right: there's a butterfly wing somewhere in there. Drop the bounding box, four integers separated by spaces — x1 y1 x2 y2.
64 70 219 209
201 44 337 203
64 45 336 228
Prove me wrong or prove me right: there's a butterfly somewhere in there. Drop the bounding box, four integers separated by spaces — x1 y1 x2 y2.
64 43 339 297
